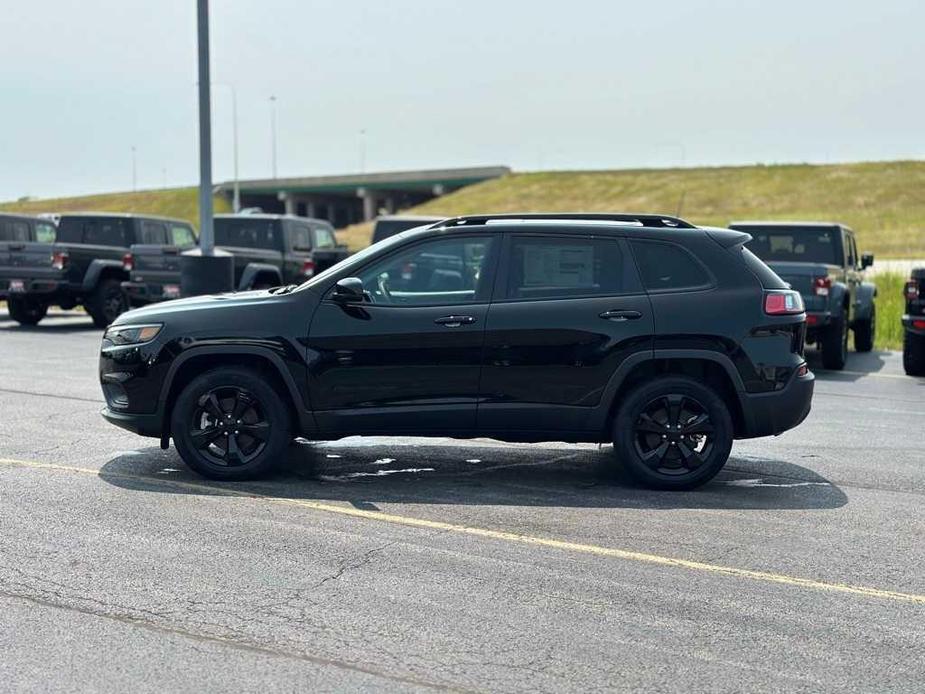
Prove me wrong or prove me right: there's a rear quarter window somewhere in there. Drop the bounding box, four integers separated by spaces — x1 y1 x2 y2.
630 240 711 292
739 246 787 289
214 219 280 250
57 218 129 246
0 219 30 242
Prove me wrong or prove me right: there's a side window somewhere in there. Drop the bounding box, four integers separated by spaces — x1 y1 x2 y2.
354 236 495 306
313 225 336 250
170 224 196 247
140 221 168 245
844 233 856 267
84 220 128 247
289 223 312 251
631 240 711 292
214 220 278 249
35 222 56 243
505 235 638 300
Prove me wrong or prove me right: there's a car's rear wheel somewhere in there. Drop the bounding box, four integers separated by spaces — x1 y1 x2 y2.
613 376 734 490
7 296 48 326
171 367 291 480
87 278 127 328
903 331 925 376
820 313 848 370
853 305 875 353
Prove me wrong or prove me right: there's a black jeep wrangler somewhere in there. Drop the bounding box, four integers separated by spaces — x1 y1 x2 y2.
1 212 195 327
729 221 876 370
902 268 925 376
99 213 813 490
213 214 350 290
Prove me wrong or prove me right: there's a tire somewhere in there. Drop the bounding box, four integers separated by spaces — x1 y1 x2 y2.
171 367 291 480
820 312 848 370
7 296 48 326
853 305 875 353
86 278 127 328
612 376 734 491
903 331 925 376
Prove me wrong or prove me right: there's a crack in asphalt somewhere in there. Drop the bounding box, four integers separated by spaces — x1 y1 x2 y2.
314 541 397 589
0 387 103 404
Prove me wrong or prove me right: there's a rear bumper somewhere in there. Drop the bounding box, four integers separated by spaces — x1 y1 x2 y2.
0 277 67 298
100 406 162 438
902 314 925 336
737 368 815 439
121 281 180 306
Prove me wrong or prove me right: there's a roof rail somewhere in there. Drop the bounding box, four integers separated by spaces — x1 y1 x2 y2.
431 213 697 230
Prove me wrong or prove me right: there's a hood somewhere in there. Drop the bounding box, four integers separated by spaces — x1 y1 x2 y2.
111 289 284 326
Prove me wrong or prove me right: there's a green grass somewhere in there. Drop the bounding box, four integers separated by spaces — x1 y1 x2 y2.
872 272 907 351
408 160 925 259
0 187 230 226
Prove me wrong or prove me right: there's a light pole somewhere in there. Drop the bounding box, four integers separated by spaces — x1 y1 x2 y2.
180 0 233 297
213 83 240 212
269 95 278 179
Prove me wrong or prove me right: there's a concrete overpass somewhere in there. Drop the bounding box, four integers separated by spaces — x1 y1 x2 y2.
216 166 510 227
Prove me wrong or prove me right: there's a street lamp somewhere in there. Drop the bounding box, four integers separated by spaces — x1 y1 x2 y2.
180 0 233 298
269 95 278 179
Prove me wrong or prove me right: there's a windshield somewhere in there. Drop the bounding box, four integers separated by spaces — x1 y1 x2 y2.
743 227 838 264
295 226 433 292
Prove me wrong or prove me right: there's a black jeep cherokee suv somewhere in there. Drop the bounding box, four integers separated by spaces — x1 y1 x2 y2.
99 213 813 490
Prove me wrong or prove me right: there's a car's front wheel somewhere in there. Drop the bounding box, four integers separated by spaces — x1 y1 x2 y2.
171 367 291 480
613 376 734 490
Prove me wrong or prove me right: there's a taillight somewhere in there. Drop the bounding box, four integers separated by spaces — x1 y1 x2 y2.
122 253 134 272
51 250 68 271
914 320 925 330
813 276 831 296
764 290 804 315
301 259 316 277
905 280 919 301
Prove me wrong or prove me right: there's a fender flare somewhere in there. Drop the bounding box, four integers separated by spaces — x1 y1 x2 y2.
156 345 316 436
854 282 877 322
828 283 848 317
82 259 126 292
238 263 282 291
589 348 747 431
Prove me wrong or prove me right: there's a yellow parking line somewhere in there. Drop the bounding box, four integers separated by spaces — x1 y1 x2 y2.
2 456 925 606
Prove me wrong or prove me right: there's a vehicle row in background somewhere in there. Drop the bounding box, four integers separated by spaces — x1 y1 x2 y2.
902 268 925 375
730 221 876 371
0 212 349 326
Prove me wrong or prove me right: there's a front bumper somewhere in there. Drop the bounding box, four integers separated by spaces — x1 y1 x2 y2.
737 368 815 439
101 406 162 438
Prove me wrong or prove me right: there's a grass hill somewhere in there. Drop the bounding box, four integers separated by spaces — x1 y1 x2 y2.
0 187 230 225
342 160 925 257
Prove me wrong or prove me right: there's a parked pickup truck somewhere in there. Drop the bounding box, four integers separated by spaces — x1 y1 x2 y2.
0 213 58 323
902 268 925 376
370 215 442 245
213 214 349 289
729 221 875 370
122 220 198 307
1 212 195 327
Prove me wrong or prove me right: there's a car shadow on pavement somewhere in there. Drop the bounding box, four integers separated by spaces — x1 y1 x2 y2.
0 312 98 333
98 439 848 512
805 348 888 381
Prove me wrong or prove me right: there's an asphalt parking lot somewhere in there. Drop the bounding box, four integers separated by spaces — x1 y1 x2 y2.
1 309 923 692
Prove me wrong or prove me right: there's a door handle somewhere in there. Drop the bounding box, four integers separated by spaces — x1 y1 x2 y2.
434 315 476 327
599 309 642 322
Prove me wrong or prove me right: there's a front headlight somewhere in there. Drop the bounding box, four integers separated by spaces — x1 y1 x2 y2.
103 323 163 347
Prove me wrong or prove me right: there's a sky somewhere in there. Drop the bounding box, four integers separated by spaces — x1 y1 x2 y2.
1 0 923 200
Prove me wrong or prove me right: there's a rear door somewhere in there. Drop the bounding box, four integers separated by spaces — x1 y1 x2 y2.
477 232 653 435
307 234 498 434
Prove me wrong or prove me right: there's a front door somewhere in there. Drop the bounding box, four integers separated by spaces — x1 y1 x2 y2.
307 234 498 435
478 233 653 435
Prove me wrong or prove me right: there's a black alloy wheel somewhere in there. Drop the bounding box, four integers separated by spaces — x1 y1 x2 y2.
190 386 271 467
613 376 733 490
632 394 715 476
171 367 290 480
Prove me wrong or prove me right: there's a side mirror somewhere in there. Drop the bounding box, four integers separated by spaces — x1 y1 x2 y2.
861 253 874 269
332 277 365 303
